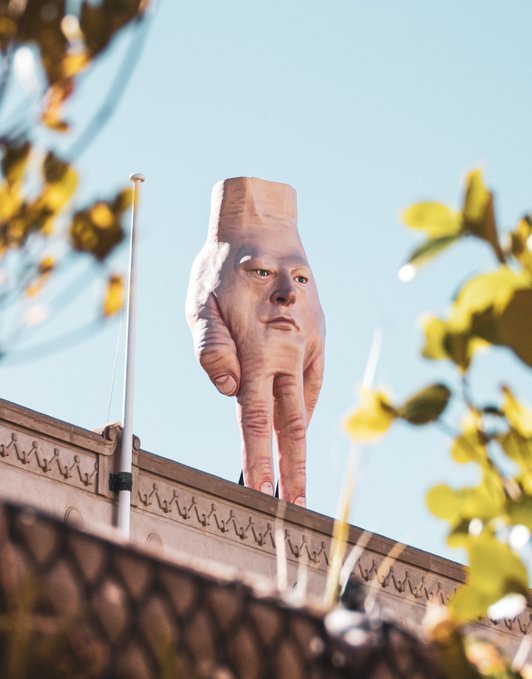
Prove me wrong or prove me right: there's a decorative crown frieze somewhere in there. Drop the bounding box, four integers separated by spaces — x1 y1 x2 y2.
0 427 98 490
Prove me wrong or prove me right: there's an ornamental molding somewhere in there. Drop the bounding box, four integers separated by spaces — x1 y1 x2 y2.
137 475 329 568
0 425 99 491
135 472 532 638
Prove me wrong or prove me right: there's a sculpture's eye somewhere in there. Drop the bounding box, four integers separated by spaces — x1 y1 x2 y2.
294 275 308 284
256 269 270 277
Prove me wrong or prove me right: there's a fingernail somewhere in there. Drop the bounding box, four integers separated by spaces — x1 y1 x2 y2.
260 482 274 495
294 496 306 507
214 375 237 396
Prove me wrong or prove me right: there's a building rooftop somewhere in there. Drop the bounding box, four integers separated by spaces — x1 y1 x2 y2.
0 396 530 667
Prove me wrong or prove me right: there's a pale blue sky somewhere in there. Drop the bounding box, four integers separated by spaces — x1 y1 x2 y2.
2 1 532 559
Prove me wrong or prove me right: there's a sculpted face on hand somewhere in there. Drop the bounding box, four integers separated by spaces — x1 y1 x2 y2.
218 233 321 358
186 177 325 506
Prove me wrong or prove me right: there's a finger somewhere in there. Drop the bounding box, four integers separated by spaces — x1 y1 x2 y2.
186 292 241 396
237 370 274 495
303 349 324 426
273 371 307 506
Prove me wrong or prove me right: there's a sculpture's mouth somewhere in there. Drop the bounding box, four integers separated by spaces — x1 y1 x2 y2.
267 316 299 331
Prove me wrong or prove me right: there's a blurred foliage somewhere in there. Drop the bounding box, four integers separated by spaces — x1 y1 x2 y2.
345 169 532 672
0 0 150 360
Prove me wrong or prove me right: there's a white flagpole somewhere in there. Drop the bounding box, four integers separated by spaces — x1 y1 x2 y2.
117 172 145 537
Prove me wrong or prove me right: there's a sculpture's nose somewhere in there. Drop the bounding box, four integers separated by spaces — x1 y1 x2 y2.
270 274 296 306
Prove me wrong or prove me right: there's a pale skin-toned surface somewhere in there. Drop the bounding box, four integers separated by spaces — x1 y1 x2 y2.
186 177 325 506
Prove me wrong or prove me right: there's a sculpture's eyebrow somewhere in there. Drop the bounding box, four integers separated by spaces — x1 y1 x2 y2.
284 254 309 268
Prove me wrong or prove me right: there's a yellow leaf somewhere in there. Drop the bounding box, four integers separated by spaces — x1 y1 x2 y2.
103 274 124 317
90 202 114 228
450 583 492 621
112 187 133 213
446 521 470 549
463 168 489 224
522 472 532 495
25 257 55 297
41 81 74 132
38 256 55 275
468 533 528 598
428 477 504 526
501 429 532 471
426 484 463 524
0 183 23 222
451 413 487 465
421 315 448 360
61 51 90 78
42 165 78 212
344 388 395 442
401 202 462 238
502 386 532 438
461 471 505 520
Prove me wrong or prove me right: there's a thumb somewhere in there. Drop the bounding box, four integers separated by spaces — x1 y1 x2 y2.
187 293 241 396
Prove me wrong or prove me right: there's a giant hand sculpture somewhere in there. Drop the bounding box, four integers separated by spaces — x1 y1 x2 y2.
186 177 325 507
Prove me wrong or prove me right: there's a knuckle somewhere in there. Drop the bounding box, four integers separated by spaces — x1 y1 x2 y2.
277 413 307 441
198 345 236 376
248 457 274 478
242 404 271 437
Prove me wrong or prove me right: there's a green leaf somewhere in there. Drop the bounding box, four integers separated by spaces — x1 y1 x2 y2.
344 388 395 442
462 169 505 262
396 383 451 425
450 267 528 331
477 193 505 263
463 168 490 225
442 331 473 371
401 202 462 238
509 216 532 274
404 234 461 270
507 497 532 531
497 289 532 368
470 305 501 345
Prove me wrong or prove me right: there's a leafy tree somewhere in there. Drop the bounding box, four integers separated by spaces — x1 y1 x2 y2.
0 0 152 362
345 169 532 632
